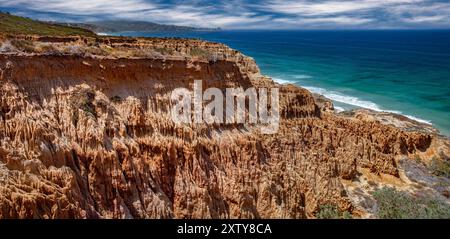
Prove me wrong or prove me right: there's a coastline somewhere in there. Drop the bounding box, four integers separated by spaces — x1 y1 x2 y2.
271 77 444 133
0 33 449 219
107 30 450 137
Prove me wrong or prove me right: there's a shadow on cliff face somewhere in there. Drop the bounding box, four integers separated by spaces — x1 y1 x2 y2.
0 51 444 219
1 55 254 102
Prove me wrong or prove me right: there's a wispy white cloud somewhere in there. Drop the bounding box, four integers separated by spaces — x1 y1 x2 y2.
403 15 445 23
386 2 450 25
274 16 374 25
0 0 271 28
0 0 449 29
260 0 424 16
0 0 157 15
119 5 271 28
259 0 450 28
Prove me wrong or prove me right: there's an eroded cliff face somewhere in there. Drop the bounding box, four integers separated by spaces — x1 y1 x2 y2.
0 36 448 218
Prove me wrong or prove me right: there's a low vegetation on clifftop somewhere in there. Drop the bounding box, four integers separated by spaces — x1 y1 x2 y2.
0 12 96 37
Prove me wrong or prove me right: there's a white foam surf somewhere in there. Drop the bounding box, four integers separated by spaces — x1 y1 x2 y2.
303 86 382 110
292 74 312 79
272 77 295 84
334 106 346 113
272 77 432 125
304 86 432 125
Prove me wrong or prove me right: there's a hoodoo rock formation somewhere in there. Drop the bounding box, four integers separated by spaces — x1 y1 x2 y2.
0 35 448 218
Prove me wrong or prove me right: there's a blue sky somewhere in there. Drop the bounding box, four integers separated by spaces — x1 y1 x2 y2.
1 0 449 29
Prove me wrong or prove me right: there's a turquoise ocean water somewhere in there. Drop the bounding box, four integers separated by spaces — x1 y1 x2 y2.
109 30 450 136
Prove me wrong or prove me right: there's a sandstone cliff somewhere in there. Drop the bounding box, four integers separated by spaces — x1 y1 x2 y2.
0 35 448 218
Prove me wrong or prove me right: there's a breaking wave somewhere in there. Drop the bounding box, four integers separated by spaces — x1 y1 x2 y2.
272 77 432 125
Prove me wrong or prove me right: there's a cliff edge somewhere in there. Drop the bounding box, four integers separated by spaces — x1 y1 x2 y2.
0 34 448 218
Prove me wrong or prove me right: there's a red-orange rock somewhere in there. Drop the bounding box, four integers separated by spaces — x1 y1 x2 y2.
0 36 447 219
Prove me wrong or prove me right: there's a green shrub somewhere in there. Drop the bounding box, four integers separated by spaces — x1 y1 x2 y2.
430 158 450 178
154 47 173 55
413 154 423 165
38 44 58 54
84 46 107 56
110 95 122 103
373 187 450 219
10 39 35 52
127 48 150 58
316 204 352 219
190 47 209 57
70 90 97 126
80 100 96 117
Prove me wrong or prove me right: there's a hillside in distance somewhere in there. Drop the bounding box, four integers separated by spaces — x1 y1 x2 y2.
60 20 220 33
0 12 96 37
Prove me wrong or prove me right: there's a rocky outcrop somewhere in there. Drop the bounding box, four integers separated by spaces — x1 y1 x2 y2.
0 36 448 219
